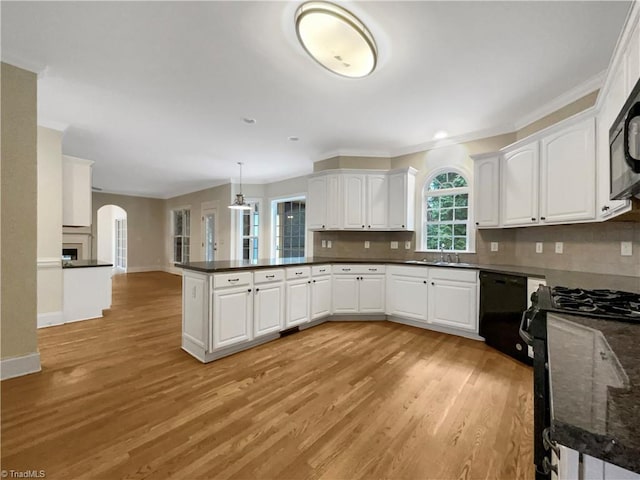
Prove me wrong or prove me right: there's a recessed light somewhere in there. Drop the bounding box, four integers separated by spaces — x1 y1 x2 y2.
434 130 448 140
295 1 377 78
288 136 300 141
242 118 256 124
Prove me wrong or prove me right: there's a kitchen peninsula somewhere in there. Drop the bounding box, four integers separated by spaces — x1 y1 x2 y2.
61 260 113 325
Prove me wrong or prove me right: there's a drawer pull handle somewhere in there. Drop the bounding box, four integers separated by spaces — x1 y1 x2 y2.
319 269 326 272
295 272 303 275
368 268 377 271
228 278 240 283
342 268 351 272
265 274 275 279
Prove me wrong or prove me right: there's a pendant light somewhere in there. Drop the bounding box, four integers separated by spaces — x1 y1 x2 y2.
228 162 252 210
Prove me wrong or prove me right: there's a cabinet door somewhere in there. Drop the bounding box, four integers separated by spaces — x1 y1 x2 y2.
501 142 539 226
326 174 342 229
307 176 327 230
386 274 428 322
428 280 477 331
388 170 415 230
212 287 253 349
254 283 284 337
332 274 359 313
342 174 366 229
473 156 500 227
624 21 640 96
540 117 596 223
311 275 332 319
366 174 388 229
359 275 385 313
286 279 310 327
554 445 579 480
182 274 209 351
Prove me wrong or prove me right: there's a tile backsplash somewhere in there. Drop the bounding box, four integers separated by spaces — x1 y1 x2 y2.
313 221 640 277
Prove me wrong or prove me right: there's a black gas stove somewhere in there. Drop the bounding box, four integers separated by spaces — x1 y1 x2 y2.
547 286 640 322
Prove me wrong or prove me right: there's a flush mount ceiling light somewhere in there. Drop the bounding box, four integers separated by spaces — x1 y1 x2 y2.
228 162 252 210
295 1 377 78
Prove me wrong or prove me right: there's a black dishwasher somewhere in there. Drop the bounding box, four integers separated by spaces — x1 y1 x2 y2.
479 271 531 365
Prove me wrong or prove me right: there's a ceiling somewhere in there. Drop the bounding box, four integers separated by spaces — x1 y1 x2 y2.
1 1 631 198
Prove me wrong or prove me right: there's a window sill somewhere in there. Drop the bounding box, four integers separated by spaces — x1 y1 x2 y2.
414 249 476 255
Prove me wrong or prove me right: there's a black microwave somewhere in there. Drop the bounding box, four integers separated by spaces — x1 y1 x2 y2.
610 78 640 200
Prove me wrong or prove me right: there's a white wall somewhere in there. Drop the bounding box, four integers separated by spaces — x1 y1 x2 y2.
97 205 127 264
37 126 64 325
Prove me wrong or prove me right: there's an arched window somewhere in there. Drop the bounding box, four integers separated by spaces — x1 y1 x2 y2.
423 170 470 251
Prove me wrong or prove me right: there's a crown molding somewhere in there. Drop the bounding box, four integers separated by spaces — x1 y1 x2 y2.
513 70 605 131
312 149 392 162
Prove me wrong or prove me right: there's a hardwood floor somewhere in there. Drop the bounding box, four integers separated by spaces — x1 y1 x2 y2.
1 272 534 480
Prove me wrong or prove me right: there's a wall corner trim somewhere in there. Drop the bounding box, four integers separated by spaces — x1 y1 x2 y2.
0 352 42 381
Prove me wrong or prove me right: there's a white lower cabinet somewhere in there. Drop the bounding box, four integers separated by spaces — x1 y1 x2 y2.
253 269 285 337
565 453 640 480
286 267 311 327
332 264 386 314
311 275 332 319
212 285 253 349
427 268 478 331
386 266 429 322
182 271 210 351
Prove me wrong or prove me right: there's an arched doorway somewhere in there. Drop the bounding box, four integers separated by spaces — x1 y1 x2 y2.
97 205 127 273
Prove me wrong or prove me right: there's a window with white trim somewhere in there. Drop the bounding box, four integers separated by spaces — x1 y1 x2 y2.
240 202 260 261
272 198 306 259
423 171 470 251
172 208 191 263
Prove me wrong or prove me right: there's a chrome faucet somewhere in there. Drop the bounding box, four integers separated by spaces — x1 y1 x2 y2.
455 253 460 263
440 244 445 262
445 253 452 263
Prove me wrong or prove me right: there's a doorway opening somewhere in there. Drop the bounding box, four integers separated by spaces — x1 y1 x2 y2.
97 205 128 273
202 205 217 262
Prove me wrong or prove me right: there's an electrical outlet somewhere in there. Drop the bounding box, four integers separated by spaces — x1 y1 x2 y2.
390 241 398 249
321 240 326 248
364 241 370 249
621 241 633 256
536 242 543 254
490 242 499 252
555 242 564 254
327 240 332 249
404 241 411 250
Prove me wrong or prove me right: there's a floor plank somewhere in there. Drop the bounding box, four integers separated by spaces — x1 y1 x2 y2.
1 272 534 479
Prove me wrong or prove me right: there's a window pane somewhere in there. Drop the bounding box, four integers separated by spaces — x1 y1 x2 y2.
174 211 183 236
440 237 453 250
454 194 468 207
440 195 454 208
454 237 467 251
438 224 452 237
174 237 182 263
426 236 439 250
455 208 468 220
440 208 453 221
454 224 467 236
185 210 191 236
452 174 468 187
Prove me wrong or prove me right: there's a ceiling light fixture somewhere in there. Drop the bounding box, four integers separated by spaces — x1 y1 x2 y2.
228 162 252 210
242 118 256 124
434 130 449 140
288 136 300 141
295 1 377 78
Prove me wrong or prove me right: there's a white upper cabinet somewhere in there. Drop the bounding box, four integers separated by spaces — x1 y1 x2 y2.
388 168 416 230
307 168 416 231
307 175 327 230
342 174 367 229
501 141 540 227
540 117 596 223
366 174 388 229
472 154 500 227
62 156 93 227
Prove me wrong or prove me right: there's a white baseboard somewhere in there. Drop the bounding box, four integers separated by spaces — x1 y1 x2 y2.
1 352 41 380
126 265 163 273
37 311 64 328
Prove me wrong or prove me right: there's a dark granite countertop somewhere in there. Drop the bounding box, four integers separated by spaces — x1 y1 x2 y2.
177 257 640 292
62 260 113 269
548 313 640 474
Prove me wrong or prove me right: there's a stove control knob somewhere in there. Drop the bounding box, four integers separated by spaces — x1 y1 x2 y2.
516 343 523 351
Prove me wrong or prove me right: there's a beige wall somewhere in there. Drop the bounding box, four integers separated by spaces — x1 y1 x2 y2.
92 192 165 272
37 126 64 316
517 90 599 140
1 63 39 360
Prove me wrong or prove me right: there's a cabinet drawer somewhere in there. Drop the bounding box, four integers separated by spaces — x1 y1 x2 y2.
286 266 311 279
213 271 253 289
428 268 477 283
333 264 386 275
254 269 285 284
312 265 331 276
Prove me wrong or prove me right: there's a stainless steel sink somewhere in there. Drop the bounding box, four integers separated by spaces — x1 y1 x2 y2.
405 260 473 267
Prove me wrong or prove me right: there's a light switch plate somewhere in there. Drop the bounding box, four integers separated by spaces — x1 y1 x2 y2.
390 241 398 249
327 240 332 249
555 242 563 254
364 241 370 249
321 240 326 248
490 242 499 252
621 241 633 256
536 242 543 254
404 241 411 250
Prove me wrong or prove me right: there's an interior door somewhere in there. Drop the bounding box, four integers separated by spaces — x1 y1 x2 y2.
202 208 217 262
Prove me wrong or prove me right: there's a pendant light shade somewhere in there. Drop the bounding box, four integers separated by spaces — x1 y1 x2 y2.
228 162 252 210
295 1 377 78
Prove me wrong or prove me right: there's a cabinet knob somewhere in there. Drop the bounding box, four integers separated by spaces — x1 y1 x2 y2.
431 282 435 286
423 280 427 284
540 216 546 221
307 280 311 284
362 225 365 228
247 288 252 292
531 218 536 222
402 225 405 228
255 288 260 292
601 205 610 212
475 222 479 226
312 280 316 283
322 224 326 228
368 225 371 228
